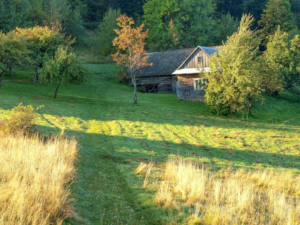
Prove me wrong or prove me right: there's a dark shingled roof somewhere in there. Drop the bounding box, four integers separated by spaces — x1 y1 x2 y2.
137 48 195 77
137 46 219 77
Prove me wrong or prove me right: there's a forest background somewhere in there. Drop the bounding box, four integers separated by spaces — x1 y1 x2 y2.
2 0 299 55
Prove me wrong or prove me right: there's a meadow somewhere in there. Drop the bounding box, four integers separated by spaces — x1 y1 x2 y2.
0 64 300 224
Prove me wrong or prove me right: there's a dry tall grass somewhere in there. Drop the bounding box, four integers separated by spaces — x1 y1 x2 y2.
137 159 300 225
0 106 78 224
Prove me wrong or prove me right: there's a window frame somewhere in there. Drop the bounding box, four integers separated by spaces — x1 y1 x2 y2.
197 56 203 67
194 78 208 90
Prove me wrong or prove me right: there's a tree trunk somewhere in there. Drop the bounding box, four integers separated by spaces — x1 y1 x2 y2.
33 65 38 82
9 65 13 81
132 74 137 104
0 67 8 88
248 105 252 116
54 84 60 98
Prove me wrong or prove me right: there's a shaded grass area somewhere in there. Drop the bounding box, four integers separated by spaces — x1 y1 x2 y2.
0 64 300 224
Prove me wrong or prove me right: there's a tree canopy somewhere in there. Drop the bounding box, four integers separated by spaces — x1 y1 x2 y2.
40 47 88 98
204 15 283 115
111 15 151 104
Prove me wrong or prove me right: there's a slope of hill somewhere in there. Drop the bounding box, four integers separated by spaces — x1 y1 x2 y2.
0 64 300 224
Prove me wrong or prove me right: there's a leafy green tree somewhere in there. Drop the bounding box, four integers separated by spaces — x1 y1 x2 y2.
63 6 85 44
143 0 216 50
264 28 300 94
263 27 289 94
96 8 121 56
17 26 64 82
0 31 30 87
258 0 296 41
290 0 300 29
204 14 282 115
0 0 31 32
44 0 69 25
214 13 239 45
40 47 88 98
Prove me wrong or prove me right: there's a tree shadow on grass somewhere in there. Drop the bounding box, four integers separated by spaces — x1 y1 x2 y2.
35 124 300 224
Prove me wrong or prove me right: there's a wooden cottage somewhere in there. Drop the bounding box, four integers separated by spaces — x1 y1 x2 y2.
136 46 219 101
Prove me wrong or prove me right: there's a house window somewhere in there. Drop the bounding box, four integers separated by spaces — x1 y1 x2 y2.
198 56 203 66
194 78 207 90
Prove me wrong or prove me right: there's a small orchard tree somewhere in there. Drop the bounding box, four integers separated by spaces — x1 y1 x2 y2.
111 15 152 104
0 31 30 88
16 26 65 82
39 47 88 98
204 14 283 115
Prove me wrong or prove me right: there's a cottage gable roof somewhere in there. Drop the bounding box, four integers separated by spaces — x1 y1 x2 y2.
137 48 195 77
199 46 219 56
137 46 219 77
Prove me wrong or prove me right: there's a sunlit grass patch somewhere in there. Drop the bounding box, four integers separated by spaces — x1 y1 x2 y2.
138 159 300 224
0 106 79 224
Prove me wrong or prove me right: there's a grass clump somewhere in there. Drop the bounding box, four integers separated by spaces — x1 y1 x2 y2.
0 106 78 224
0 104 37 135
138 159 300 224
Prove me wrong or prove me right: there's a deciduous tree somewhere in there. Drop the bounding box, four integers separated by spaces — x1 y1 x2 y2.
0 31 30 87
204 14 282 115
264 27 300 94
40 47 88 98
143 0 216 50
258 0 296 43
17 26 64 82
111 15 152 104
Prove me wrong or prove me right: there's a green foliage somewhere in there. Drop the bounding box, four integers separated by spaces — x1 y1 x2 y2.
16 26 64 81
204 14 280 115
0 30 30 86
258 0 297 42
2 64 300 224
40 47 88 97
143 0 216 50
264 28 300 94
96 8 121 56
63 6 85 44
0 104 38 135
0 0 31 32
214 13 239 45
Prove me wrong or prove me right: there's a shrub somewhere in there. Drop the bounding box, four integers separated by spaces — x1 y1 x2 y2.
0 104 38 135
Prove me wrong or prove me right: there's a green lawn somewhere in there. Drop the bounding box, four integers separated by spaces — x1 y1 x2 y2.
0 64 300 224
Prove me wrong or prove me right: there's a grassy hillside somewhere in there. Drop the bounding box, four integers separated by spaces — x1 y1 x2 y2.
0 64 300 224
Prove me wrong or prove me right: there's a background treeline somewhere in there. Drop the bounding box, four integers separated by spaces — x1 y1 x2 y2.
1 0 300 52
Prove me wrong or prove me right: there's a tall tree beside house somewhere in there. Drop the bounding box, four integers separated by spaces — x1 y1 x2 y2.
39 47 88 98
204 14 283 115
111 15 152 104
258 0 296 43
